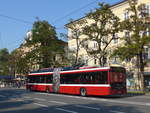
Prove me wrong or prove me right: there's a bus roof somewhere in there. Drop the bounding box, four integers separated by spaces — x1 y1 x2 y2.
28 67 112 76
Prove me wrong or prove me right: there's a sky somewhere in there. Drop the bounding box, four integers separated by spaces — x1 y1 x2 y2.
0 0 122 52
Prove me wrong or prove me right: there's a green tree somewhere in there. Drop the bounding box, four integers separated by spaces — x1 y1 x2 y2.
0 48 10 75
25 20 66 68
9 49 30 76
65 19 85 66
81 3 120 66
112 0 150 90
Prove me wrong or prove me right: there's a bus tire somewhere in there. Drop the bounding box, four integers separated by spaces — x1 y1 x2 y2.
29 86 33 91
46 87 50 93
80 88 87 96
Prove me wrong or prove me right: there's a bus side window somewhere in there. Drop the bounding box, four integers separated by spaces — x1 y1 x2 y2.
30 76 35 83
60 75 64 84
46 75 52 83
92 72 99 84
80 72 85 84
97 71 108 84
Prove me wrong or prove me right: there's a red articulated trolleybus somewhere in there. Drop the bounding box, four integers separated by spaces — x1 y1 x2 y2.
26 66 127 96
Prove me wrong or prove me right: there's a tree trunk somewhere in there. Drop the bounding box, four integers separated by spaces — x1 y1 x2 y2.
134 54 145 90
74 38 79 65
139 52 145 90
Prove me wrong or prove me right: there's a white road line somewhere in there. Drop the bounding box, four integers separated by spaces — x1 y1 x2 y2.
36 93 150 106
55 108 78 113
0 95 6 97
145 103 150 105
110 110 126 113
75 105 100 110
33 103 48 107
34 98 46 101
11 98 24 101
24 96 30 99
16 99 24 101
49 100 68 105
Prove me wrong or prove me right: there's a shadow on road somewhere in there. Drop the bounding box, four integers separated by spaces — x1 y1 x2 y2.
0 102 144 113
0 88 147 113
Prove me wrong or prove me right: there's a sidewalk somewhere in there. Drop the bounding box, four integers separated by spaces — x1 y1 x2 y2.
125 91 150 97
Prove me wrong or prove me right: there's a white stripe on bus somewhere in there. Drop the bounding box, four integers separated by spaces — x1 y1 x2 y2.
27 83 52 85
27 83 110 87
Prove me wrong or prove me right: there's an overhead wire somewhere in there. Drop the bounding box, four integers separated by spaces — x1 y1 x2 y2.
0 0 99 28
0 13 32 24
53 0 99 28
0 0 99 49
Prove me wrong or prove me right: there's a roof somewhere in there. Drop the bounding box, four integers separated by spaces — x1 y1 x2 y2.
65 0 127 27
110 0 127 8
29 66 125 75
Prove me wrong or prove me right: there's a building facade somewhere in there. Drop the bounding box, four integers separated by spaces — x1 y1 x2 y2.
18 31 68 72
66 0 150 89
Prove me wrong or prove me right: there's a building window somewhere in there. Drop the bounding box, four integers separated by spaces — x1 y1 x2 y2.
83 41 88 49
125 31 130 43
113 34 118 44
112 57 119 64
139 4 148 18
143 31 148 36
148 5 150 16
125 58 131 62
143 47 150 60
138 4 150 18
84 56 88 65
148 48 150 59
140 31 149 37
125 31 130 37
124 10 129 20
93 41 98 49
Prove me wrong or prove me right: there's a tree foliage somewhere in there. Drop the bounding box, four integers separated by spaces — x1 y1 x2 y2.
0 48 10 75
66 19 85 66
80 3 120 66
9 49 30 75
112 0 150 89
25 20 66 68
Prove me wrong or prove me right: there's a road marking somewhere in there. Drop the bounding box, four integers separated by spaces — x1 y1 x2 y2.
56 108 78 113
33 103 48 107
145 103 150 105
0 95 6 97
36 93 150 106
110 110 126 113
34 98 46 101
24 96 30 99
16 99 24 101
10 98 24 101
49 100 68 105
75 105 100 110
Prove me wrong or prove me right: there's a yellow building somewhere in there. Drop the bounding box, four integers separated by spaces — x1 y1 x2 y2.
66 0 150 89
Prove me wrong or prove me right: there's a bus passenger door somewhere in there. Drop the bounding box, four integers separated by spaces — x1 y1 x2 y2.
52 68 61 93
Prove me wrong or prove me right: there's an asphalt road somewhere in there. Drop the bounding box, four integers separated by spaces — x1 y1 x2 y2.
0 88 150 113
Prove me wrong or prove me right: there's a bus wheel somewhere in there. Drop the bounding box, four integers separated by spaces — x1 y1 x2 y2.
80 88 87 96
29 86 32 91
46 87 50 93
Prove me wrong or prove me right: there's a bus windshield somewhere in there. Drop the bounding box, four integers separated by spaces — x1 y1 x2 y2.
110 67 126 83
